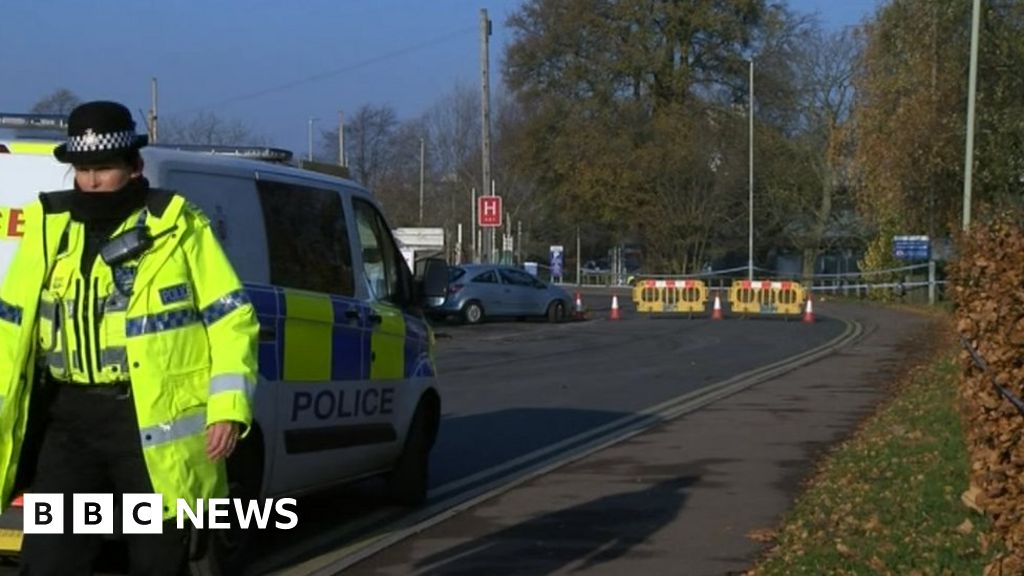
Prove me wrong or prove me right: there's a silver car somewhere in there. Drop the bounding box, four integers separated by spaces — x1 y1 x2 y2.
437 264 572 324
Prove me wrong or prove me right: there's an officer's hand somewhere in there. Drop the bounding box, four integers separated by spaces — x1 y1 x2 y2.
206 421 240 461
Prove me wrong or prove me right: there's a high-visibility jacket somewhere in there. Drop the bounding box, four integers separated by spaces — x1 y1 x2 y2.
0 188 259 519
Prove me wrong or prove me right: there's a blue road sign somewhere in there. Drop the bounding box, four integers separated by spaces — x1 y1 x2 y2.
550 245 564 278
893 235 930 261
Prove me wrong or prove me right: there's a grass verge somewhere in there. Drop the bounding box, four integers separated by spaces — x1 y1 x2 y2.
748 341 1001 575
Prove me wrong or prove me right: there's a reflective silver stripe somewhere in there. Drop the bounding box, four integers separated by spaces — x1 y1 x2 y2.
139 412 207 449
126 308 200 337
0 299 22 326
201 289 251 326
209 374 251 396
38 300 57 322
100 347 128 372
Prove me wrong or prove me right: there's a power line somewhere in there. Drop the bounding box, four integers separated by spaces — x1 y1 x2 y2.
175 25 476 115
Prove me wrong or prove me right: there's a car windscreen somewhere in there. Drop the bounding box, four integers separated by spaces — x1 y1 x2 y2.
449 267 466 282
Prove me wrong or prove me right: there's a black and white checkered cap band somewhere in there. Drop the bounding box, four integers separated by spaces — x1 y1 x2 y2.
66 129 137 153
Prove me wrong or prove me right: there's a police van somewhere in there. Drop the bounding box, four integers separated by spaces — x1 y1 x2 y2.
0 129 449 569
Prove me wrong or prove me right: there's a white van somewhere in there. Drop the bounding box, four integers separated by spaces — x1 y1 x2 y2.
0 142 448 571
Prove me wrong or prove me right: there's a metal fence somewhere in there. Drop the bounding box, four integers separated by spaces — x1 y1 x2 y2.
549 262 945 304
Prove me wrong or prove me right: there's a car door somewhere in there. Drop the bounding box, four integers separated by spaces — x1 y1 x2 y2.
497 267 537 316
351 197 414 462
253 178 369 495
469 268 505 315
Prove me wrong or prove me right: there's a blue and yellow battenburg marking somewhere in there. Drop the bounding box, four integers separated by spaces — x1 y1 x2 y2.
243 283 434 382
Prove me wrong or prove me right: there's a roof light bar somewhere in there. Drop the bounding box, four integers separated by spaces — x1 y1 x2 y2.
152 143 293 162
0 113 68 131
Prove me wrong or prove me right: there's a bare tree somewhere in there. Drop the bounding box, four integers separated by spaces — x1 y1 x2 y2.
421 83 480 255
792 27 862 279
17 89 81 139
374 119 428 227
159 112 266 146
31 89 81 115
344 104 399 189
425 83 479 188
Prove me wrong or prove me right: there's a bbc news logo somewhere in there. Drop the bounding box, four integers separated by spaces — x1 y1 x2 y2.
23 494 298 534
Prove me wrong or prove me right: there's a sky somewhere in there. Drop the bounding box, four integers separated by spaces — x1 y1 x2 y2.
1 0 883 157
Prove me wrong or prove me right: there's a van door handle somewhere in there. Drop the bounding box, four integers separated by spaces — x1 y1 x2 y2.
258 326 276 342
368 313 383 326
344 309 361 323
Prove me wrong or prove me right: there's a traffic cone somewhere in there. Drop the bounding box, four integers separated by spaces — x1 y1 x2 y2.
610 295 621 321
802 296 815 324
711 293 724 320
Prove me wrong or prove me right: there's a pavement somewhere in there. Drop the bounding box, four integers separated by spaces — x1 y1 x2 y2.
339 301 939 576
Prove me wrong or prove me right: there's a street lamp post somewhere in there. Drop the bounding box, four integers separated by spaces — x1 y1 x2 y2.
419 138 425 225
962 0 981 231
748 59 755 281
307 117 319 162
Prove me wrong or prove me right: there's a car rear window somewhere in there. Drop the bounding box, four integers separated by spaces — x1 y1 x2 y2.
472 270 498 283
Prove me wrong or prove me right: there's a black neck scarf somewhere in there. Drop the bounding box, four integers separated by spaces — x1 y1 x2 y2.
70 176 149 225
71 177 150 277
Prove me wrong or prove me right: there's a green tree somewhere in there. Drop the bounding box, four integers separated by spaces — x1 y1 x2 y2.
854 0 1024 261
503 0 790 272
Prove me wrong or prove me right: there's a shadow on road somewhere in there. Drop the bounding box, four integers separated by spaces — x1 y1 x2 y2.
412 475 698 576
431 407 629 488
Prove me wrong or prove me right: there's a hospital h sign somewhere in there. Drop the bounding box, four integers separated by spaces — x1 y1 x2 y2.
478 196 502 228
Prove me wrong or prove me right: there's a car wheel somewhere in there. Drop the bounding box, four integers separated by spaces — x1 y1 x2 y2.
386 400 436 506
189 429 263 576
462 301 484 325
547 300 566 323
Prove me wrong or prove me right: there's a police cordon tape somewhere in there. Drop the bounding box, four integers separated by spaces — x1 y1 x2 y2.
21 494 298 534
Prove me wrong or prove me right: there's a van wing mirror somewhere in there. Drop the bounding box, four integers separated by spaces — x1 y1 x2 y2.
418 257 448 308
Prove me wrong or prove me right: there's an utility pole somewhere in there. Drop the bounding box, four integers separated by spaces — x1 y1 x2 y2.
338 111 346 167
517 220 523 265
748 59 755 281
480 8 493 263
308 117 318 162
576 226 581 287
419 137 425 225
962 0 981 231
471 187 477 263
148 77 159 143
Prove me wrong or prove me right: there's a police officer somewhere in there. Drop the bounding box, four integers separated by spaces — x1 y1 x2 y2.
0 101 258 575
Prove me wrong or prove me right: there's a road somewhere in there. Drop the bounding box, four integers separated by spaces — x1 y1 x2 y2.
246 300 852 574
0 299 917 576
276 301 936 576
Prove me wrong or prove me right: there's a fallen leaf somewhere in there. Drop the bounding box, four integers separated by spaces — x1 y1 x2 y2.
957 519 974 535
864 515 882 532
836 542 853 557
962 485 985 514
747 528 776 543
